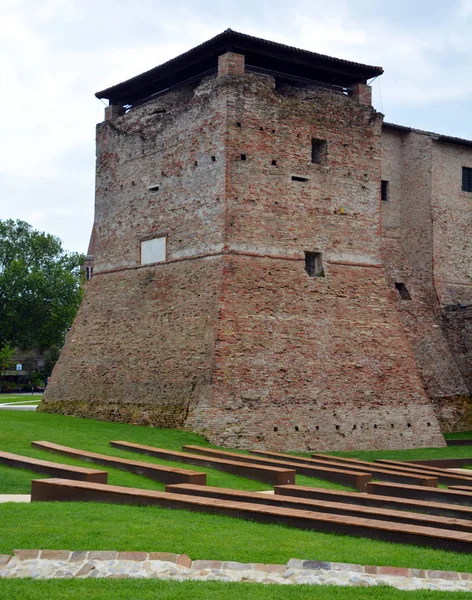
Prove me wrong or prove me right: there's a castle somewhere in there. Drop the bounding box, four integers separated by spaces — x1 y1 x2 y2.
40 30 472 451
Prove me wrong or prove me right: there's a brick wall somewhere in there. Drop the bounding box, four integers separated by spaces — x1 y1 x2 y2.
43 65 446 450
191 70 444 450
381 128 472 431
43 77 228 424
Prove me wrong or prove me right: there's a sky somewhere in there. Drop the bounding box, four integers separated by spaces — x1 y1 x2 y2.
2 0 471 254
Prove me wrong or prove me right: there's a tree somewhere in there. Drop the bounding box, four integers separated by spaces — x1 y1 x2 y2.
0 219 84 354
0 342 14 373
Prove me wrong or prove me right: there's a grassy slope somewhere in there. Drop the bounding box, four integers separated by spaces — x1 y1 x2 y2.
445 431 472 439
0 395 41 404
0 579 469 600
0 410 472 573
0 411 352 493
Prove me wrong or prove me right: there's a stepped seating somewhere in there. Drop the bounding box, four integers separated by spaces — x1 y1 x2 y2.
165 483 472 534
366 481 472 506
407 458 472 469
181 445 371 491
109 441 295 485
0 450 108 483
274 485 472 521
309 454 439 487
31 441 206 485
374 459 472 488
247 449 438 487
30 478 472 553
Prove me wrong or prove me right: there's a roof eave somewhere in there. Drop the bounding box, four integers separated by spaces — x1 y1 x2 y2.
96 29 383 104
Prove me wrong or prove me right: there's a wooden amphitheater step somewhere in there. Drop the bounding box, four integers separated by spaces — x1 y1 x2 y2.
248 450 438 488
448 485 472 492
407 458 472 469
165 483 472 534
31 442 206 485
181 445 371 491
366 482 472 506
109 441 294 485
30 478 472 553
274 485 472 521
0 450 108 483
374 459 472 488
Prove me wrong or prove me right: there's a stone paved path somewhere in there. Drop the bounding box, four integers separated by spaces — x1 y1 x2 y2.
1 550 471 591
0 495 30 503
0 404 37 410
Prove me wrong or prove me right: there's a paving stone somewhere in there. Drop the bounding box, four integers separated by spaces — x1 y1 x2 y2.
267 564 286 572
364 565 379 574
331 562 363 573
223 561 249 570
0 555 12 565
176 554 192 568
428 570 459 580
88 551 118 560
148 552 179 562
13 550 40 560
287 558 303 569
75 563 95 577
410 569 427 578
302 560 331 570
193 560 223 570
117 552 147 561
40 550 70 560
379 566 410 577
69 551 88 562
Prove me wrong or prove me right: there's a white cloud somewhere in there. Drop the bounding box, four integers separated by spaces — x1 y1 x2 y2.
1 0 471 253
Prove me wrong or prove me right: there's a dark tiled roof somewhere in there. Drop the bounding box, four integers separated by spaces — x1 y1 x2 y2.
383 122 472 148
96 29 383 105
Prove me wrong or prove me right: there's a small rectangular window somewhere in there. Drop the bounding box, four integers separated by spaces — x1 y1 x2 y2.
305 252 324 277
395 282 411 300
381 180 389 201
311 138 327 164
462 167 472 192
141 236 166 265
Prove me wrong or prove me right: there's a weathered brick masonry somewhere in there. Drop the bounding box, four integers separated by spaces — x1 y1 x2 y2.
381 126 472 431
42 30 471 450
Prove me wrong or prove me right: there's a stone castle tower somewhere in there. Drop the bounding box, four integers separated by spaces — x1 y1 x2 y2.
42 29 471 451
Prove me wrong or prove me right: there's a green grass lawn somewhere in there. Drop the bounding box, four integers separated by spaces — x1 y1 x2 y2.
445 431 472 439
0 410 353 494
0 410 471 584
0 579 469 600
0 395 41 404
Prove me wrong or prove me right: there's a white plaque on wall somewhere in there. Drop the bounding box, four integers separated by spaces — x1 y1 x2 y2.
141 236 167 265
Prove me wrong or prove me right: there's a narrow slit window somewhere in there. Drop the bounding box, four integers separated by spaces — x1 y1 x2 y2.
292 175 310 182
395 282 411 300
305 252 324 277
462 167 472 192
311 138 327 164
381 180 389 201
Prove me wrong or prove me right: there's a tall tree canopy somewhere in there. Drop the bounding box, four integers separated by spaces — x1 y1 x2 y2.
0 219 84 352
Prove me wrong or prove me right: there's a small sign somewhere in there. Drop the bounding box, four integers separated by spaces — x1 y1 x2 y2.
16 364 22 371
